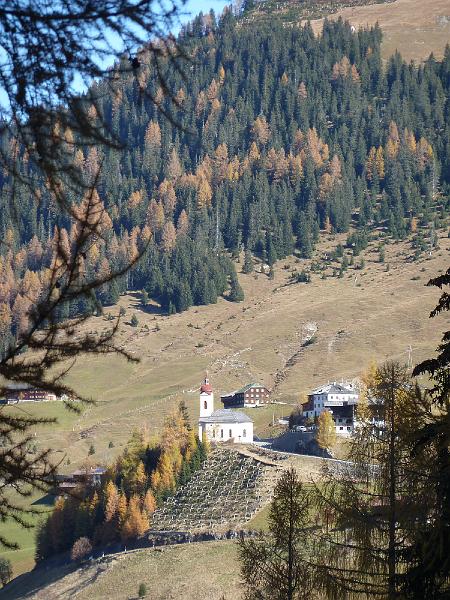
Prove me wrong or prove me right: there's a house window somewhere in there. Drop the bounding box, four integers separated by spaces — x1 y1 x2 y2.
243 429 246 438
204 400 207 410
347 427 351 431
220 429 223 438
339 426 343 430
229 429 232 438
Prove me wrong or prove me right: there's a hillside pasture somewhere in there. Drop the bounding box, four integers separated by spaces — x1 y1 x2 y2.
0 228 448 578
310 0 450 62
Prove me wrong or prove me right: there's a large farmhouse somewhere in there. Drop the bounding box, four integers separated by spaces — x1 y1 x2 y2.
302 382 359 420
221 383 270 408
198 376 253 444
301 381 360 438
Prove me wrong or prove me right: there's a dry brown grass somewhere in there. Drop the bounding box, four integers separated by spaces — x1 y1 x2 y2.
1 227 448 578
1 541 243 600
16 228 447 470
310 0 450 62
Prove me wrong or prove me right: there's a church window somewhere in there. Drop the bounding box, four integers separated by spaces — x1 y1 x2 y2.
212 429 215 438
220 429 223 438
204 400 207 410
243 429 246 438
229 429 232 438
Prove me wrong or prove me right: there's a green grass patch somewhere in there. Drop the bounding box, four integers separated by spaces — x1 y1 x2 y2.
0 491 54 579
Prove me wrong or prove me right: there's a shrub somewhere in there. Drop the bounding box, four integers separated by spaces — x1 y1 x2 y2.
296 270 310 283
71 537 92 562
130 313 139 327
138 583 147 597
88 444 95 455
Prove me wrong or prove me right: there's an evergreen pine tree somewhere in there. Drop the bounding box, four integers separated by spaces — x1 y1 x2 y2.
242 248 254 274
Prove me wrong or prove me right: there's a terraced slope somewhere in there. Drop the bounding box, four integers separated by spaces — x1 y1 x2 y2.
152 448 282 532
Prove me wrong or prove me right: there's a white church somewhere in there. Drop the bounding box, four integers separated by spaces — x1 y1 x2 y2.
198 376 254 444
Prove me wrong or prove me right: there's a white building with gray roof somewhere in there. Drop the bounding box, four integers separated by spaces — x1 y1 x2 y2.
302 381 359 421
198 376 253 444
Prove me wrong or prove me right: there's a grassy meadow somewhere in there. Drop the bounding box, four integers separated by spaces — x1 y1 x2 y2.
0 228 448 579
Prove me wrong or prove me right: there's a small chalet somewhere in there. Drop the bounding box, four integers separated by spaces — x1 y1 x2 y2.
221 383 270 408
54 467 107 496
4 383 57 404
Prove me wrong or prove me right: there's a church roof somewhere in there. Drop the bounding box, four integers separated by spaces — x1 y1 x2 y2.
199 409 253 424
200 382 213 394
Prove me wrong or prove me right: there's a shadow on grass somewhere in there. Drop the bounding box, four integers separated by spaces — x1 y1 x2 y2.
0 561 78 600
31 494 55 507
127 291 165 315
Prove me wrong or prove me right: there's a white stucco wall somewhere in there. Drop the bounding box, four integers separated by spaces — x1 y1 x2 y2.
199 421 253 444
199 391 214 417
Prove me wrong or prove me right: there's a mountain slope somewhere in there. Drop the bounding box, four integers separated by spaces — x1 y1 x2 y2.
242 0 450 63
1 10 449 350
309 0 450 62
0 0 449 583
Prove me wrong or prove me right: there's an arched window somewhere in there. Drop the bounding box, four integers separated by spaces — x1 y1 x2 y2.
243 429 246 438
220 429 223 438
212 429 215 438
204 400 207 410
229 429 232 438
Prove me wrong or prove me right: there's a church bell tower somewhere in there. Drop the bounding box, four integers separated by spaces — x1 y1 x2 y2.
199 373 214 418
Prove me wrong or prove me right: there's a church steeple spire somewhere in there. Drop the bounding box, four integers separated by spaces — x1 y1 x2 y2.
199 373 214 417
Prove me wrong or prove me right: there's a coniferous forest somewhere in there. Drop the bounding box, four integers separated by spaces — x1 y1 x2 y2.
1 12 449 353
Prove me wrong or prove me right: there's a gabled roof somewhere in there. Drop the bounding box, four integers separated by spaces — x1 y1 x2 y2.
222 383 268 397
236 382 267 393
199 409 253 424
71 467 107 477
6 382 33 391
312 383 355 395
